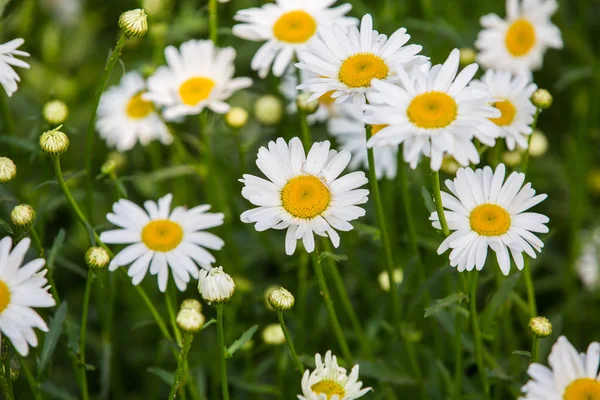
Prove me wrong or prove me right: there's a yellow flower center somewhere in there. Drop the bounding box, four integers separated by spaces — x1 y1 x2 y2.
311 380 346 399
319 90 336 108
179 77 216 106
371 124 388 136
339 53 389 88
407 91 458 129
489 100 517 126
505 18 536 57
0 280 10 313
470 204 511 236
126 92 154 119
281 175 331 219
141 220 184 252
564 378 600 400
273 10 317 44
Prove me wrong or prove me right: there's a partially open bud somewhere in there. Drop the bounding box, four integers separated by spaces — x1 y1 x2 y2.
85 247 111 270
119 9 148 38
43 100 69 125
11 204 36 229
528 130 548 158
378 269 404 292
225 107 249 129
254 95 283 126
268 287 295 312
528 316 552 338
176 307 205 333
262 323 285 345
0 157 16 183
198 266 235 304
40 126 69 155
180 299 202 313
459 48 477 66
531 89 553 109
296 92 319 115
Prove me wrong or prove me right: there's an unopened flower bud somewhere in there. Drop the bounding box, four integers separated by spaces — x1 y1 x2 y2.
43 100 68 124
11 204 35 228
528 316 552 338
176 307 205 333
440 155 460 175
102 152 127 175
460 48 477 66
225 107 249 129
268 287 295 311
531 89 553 109
262 323 285 345
254 95 283 126
40 126 69 155
85 247 111 270
502 150 523 167
0 157 16 183
198 266 235 304
378 269 404 292
296 92 319 115
528 130 548 158
180 299 202 313
119 9 148 38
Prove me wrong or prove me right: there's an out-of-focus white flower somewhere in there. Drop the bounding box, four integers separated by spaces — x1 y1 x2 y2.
0 38 30 96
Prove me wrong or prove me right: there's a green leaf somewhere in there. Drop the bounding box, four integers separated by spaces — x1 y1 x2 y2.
39 381 78 400
0 218 13 234
352 222 381 241
47 229 66 272
512 350 531 359
480 272 521 329
358 361 418 385
147 367 174 386
229 378 280 396
124 165 199 183
420 186 436 214
200 318 216 331
424 292 468 318
226 324 258 358
0 135 39 153
37 302 68 378
319 251 348 263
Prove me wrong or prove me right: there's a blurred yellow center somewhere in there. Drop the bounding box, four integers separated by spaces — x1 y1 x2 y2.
490 100 516 126
126 93 154 119
319 90 336 107
339 53 389 88
179 77 215 106
273 10 317 43
407 92 457 129
371 124 388 136
142 220 184 252
470 204 511 236
563 378 600 400
311 380 345 399
0 280 10 313
281 175 330 219
505 19 536 56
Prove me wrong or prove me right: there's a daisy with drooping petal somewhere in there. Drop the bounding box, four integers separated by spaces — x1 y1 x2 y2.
144 40 253 121
519 336 600 400
430 163 549 275
100 194 225 292
476 0 563 77
0 39 30 97
298 350 371 400
0 237 56 357
96 72 171 152
365 49 501 171
233 0 356 79
240 137 369 255
297 14 425 108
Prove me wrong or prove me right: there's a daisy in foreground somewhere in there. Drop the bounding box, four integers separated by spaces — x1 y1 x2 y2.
240 137 369 255
430 164 549 275
0 38 30 96
100 194 225 292
96 71 171 151
233 0 356 78
0 237 56 356
144 40 252 120
520 336 600 399
298 351 371 400
476 0 563 76
365 49 501 170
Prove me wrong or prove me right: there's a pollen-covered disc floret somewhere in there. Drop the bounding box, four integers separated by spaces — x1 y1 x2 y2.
0 237 56 356
519 336 600 400
100 194 225 292
240 137 369 256
365 49 501 171
476 0 563 76
0 38 30 97
198 266 235 304
299 351 371 400
233 0 356 78
430 164 549 275
118 9 148 38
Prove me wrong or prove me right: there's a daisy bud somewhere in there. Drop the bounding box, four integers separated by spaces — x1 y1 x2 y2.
180 298 202 313
440 155 460 175
254 95 283 126
531 88 553 109
502 150 523 167
225 107 249 129
39 126 69 155
11 204 35 229
459 47 477 66
176 307 205 333
198 266 235 305
85 247 111 270
119 9 148 38
267 287 295 311
528 316 552 338
102 152 127 175
264 284 279 310
378 269 404 292
261 323 285 345
296 92 319 115
42 100 68 125
0 157 16 183
528 130 548 157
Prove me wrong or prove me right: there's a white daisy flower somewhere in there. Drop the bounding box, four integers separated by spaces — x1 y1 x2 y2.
298 350 371 400
519 336 600 400
297 14 425 108
100 194 225 292
472 69 538 151
232 0 356 79
96 72 171 152
365 49 501 171
240 137 369 255
430 164 549 275
475 0 563 77
144 40 253 121
0 237 56 357
0 39 30 97
328 103 398 180
576 229 600 291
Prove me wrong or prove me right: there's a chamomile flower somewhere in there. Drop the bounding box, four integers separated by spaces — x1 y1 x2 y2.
280 68 338 124
0 237 56 357
365 49 501 170
299 351 371 400
519 336 600 400
328 104 398 180
233 0 356 79
476 0 563 76
240 137 369 255
97 72 171 152
431 164 549 275
576 229 600 290
144 40 252 120
0 39 30 97
100 194 225 292
297 14 425 108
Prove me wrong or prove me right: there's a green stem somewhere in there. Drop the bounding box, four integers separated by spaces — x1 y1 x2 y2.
296 252 308 351
470 271 489 396
492 140 504 167
0 91 14 134
131 278 174 342
216 305 230 400
19 357 42 400
522 257 537 317
0 337 14 400
168 334 194 400
78 268 93 400
29 227 60 303
454 274 468 400
299 110 312 149
208 0 218 44
431 169 450 237
531 336 539 364
233 128 245 174
166 285 183 347
276 312 304 373
420 0 434 20
520 109 541 173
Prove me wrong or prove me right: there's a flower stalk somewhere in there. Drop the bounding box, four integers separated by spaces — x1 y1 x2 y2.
276 311 304 373
0 337 14 400
470 271 489 396
431 169 450 237
168 333 194 400
216 304 230 400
